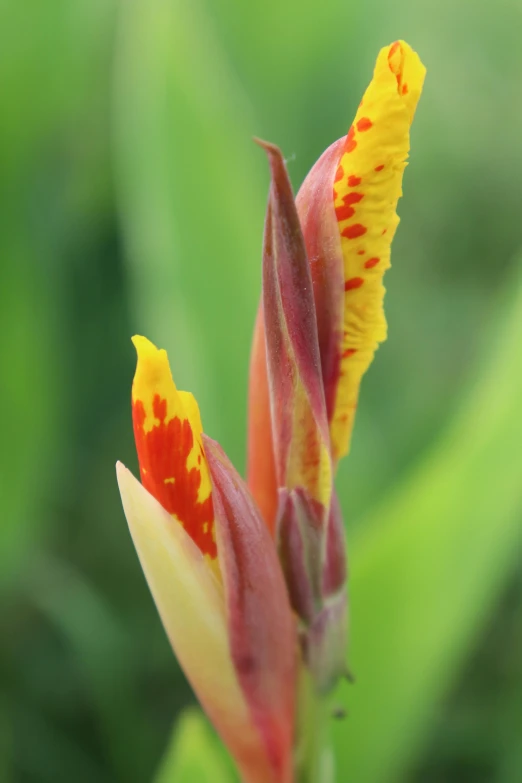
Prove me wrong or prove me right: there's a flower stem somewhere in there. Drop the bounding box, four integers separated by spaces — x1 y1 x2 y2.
294 666 333 783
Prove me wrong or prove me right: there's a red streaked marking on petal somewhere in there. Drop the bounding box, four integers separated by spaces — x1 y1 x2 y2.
364 257 380 268
342 348 357 358
345 125 357 153
343 192 364 205
402 82 409 94
335 205 355 221
374 164 385 172
334 165 344 182
388 40 404 89
357 249 366 255
388 40 400 63
356 117 373 132
344 277 364 291
347 175 361 187
341 224 367 239
133 396 216 558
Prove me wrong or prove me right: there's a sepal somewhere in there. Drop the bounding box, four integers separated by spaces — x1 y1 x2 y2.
277 488 323 625
276 487 348 693
323 491 347 597
305 590 348 694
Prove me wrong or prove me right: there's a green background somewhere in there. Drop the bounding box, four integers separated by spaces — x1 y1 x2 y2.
2 0 522 781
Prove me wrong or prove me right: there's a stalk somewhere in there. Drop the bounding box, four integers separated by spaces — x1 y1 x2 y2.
293 665 333 783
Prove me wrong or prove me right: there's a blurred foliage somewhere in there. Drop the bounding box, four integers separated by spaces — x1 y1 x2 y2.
1 0 522 781
154 709 234 783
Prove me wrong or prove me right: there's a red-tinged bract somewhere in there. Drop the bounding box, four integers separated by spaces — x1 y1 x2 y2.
204 436 296 783
252 141 332 529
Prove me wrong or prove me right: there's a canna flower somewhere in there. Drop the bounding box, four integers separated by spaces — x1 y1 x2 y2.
117 337 296 783
247 41 425 688
117 37 425 782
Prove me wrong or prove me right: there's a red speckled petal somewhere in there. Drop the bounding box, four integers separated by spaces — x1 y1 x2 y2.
297 41 425 464
131 336 217 559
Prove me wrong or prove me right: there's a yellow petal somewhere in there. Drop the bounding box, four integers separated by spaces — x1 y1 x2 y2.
116 463 276 783
331 40 425 462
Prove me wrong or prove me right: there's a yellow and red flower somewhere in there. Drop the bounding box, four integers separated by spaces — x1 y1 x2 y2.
117 39 425 783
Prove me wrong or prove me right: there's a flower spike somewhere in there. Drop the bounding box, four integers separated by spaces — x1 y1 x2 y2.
118 36 425 782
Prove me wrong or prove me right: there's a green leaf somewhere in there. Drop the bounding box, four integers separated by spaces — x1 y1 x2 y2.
0 0 116 587
154 709 235 783
331 259 522 781
29 556 151 783
0 702 12 783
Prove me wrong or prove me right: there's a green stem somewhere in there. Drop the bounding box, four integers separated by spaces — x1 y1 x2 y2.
294 666 333 783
